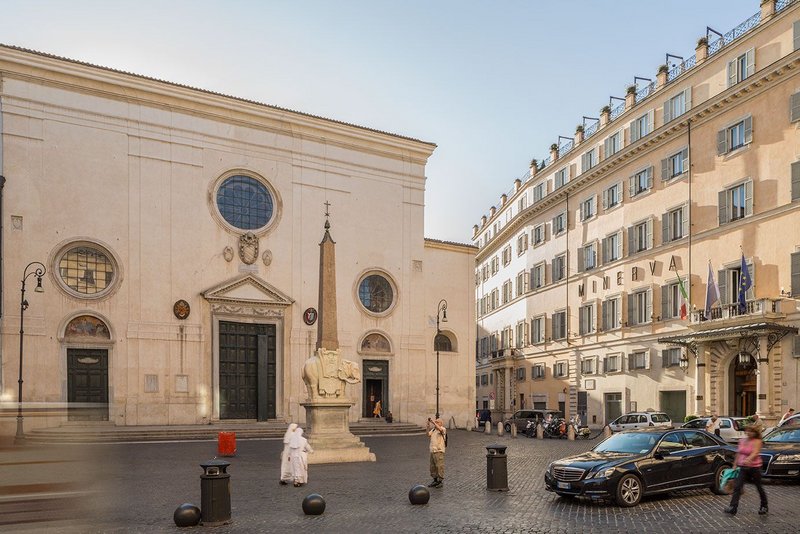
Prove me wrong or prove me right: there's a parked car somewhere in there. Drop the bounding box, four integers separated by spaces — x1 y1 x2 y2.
544 428 734 506
778 413 800 427
608 412 672 432
759 426 800 479
504 409 562 433
682 417 747 442
476 409 492 428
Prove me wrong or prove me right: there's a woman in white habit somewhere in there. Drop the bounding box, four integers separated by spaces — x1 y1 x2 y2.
289 427 313 487
279 423 298 485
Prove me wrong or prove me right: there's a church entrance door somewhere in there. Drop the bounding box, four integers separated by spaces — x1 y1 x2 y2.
67 348 109 421
219 321 276 420
362 360 389 418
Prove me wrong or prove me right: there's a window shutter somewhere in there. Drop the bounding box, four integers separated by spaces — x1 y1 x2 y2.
661 157 669 181
791 251 800 296
718 190 729 225
719 269 728 305
601 300 608 331
617 231 624 259
627 226 635 257
581 153 588 173
745 48 755 79
661 350 668 368
681 148 689 173
577 246 585 273
744 116 753 144
603 357 608 374
681 204 689 238
795 20 800 51
629 175 636 198
663 100 671 124
745 179 753 217
630 119 639 142
627 293 635 325
727 59 737 88
646 166 654 190
552 215 558 232
792 162 800 202
579 202 585 221
661 283 670 320
601 237 609 264
662 212 670 243
602 188 609 209
616 181 623 204
745 260 755 301
684 86 692 111
646 218 653 249
647 110 654 135
791 93 800 123
604 137 611 159
717 129 727 155
646 288 653 322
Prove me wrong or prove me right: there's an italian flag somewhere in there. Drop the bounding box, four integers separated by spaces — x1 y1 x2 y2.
677 276 689 320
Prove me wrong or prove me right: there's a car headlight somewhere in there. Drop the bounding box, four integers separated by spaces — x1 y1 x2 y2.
588 467 616 479
776 453 800 463
547 463 554 475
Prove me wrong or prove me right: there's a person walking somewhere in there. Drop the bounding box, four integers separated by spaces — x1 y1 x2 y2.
724 426 768 516
373 399 382 418
426 417 446 488
279 423 298 485
749 413 765 435
706 414 721 437
289 427 313 487
778 408 795 426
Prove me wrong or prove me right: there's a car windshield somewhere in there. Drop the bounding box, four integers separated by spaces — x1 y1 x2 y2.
650 413 671 423
594 432 659 454
732 419 747 431
764 428 800 443
685 419 706 428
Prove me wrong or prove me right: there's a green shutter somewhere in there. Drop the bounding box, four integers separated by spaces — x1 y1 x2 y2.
744 116 753 144
791 251 800 296
791 161 800 202
717 129 727 155
718 190 728 225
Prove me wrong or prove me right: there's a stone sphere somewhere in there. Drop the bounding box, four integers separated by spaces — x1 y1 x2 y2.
173 503 201 527
302 493 326 515
408 484 430 505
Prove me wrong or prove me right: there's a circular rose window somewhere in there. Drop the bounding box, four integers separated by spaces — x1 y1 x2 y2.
216 175 274 231
358 274 395 314
56 243 118 298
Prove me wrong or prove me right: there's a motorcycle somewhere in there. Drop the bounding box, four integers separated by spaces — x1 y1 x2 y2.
570 416 592 440
543 417 568 438
524 420 537 438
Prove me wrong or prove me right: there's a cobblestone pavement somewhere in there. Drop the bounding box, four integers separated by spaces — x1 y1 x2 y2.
5 429 800 533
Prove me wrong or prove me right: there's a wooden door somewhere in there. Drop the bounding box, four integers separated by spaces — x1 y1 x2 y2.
67 348 109 421
219 322 276 420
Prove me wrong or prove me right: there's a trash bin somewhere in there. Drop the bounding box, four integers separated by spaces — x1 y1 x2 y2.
218 431 236 457
200 459 231 526
486 444 508 491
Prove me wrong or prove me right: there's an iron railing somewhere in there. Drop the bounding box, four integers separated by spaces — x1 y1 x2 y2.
558 139 574 155
610 101 626 120
584 121 599 140
667 54 697 82
777 0 796 13
635 81 656 103
708 11 761 57
689 298 781 324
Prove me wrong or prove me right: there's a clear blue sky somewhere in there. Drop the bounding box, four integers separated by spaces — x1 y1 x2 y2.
1 0 756 243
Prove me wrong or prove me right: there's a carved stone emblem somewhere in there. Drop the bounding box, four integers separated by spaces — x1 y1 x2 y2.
223 246 234 262
262 249 273 266
239 232 259 265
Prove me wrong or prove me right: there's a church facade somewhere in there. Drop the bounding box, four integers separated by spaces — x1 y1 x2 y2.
0 45 476 433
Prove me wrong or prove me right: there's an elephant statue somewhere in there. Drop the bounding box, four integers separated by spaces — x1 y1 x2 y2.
302 348 361 400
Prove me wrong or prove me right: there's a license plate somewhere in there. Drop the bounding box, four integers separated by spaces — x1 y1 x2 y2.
557 482 570 490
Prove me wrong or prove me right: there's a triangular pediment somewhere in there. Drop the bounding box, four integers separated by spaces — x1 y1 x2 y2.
202 274 294 307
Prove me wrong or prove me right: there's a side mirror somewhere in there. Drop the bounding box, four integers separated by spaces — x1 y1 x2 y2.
654 448 671 459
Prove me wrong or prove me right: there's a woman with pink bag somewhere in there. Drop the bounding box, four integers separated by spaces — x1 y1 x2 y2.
724 425 768 516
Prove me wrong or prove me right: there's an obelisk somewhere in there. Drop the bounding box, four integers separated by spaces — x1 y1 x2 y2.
300 207 375 463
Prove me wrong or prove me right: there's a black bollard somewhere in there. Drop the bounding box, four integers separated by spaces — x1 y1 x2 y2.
173 503 201 527
302 494 326 515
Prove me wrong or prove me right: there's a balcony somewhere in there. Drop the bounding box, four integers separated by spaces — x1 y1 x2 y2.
689 298 783 325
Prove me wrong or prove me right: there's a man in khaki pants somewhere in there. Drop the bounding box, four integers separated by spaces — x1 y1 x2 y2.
427 417 446 488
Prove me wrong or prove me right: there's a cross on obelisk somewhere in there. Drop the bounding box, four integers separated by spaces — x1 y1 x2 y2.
317 201 338 350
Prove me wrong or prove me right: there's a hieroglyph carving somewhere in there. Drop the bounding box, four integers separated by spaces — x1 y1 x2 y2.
239 232 259 265
302 348 361 400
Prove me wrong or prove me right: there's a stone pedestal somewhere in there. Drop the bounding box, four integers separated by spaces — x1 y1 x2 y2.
302 401 376 464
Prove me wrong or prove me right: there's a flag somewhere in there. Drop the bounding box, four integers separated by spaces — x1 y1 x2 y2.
676 275 689 320
704 262 720 319
738 253 752 313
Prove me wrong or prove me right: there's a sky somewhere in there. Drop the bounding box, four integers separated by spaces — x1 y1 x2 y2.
0 0 758 243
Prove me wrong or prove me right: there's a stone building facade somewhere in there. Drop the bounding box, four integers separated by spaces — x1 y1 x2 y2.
475 0 800 427
0 45 476 434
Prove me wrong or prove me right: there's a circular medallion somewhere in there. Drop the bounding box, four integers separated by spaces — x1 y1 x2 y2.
173 299 191 320
303 307 318 326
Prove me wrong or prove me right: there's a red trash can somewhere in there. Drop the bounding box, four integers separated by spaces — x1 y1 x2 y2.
217 431 236 457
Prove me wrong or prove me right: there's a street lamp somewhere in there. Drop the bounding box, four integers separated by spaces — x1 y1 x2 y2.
16 261 46 443
435 299 448 420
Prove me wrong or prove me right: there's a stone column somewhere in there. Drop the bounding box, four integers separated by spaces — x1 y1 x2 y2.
761 0 776 23
600 108 611 127
695 345 706 416
625 88 636 111
656 68 668 90
696 40 708 65
757 337 771 418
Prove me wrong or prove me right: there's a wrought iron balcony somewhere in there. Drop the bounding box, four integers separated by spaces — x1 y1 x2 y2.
635 81 656 103
689 298 782 325
610 101 626 120
708 11 761 57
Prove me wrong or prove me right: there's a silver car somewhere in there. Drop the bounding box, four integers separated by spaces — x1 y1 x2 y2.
609 412 672 432
682 416 747 442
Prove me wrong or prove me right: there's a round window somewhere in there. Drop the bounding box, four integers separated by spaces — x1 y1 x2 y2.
358 274 394 314
57 244 117 297
216 175 274 230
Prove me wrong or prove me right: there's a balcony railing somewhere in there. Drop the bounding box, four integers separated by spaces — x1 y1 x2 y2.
777 0 796 13
635 81 656 103
708 11 761 57
610 101 626 120
689 298 782 324
667 55 697 83
584 120 599 140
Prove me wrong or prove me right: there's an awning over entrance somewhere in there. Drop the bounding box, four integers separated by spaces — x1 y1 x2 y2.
658 322 798 346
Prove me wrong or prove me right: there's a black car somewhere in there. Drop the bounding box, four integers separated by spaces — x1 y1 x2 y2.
760 426 800 478
544 428 734 506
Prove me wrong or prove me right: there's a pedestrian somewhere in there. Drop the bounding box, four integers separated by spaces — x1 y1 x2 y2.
373 399 382 418
749 413 765 435
724 425 768 516
279 422 298 485
706 414 721 437
778 408 795 426
426 417 446 488
289 427 313 487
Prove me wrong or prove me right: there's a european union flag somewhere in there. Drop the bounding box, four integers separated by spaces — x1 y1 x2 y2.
738 253 752 313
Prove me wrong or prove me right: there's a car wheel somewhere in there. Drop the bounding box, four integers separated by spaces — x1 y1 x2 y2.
615 474 643 507
555 492 575 499
711 463 731 495
504 423 511 433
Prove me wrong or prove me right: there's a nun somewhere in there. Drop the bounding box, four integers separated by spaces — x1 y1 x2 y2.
279 423 298 485
289 427 313 487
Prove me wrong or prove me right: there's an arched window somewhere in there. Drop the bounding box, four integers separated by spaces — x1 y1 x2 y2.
434 332 453 352
361 332 392 353
64 315 111 340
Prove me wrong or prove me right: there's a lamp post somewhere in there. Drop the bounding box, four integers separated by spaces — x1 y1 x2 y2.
15 261 46 443
435 299 448 420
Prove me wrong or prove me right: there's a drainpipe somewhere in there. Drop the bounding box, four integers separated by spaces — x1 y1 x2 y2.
0 91 5 395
